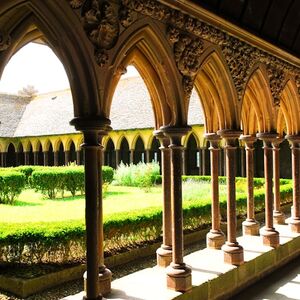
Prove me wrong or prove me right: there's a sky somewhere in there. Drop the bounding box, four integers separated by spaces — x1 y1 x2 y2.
0 43 138 95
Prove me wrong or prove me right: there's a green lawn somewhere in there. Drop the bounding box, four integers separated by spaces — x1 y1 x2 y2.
0 180 258 224
0 186 163 223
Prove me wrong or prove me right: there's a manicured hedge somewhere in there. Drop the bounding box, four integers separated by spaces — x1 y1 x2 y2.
30 166 113 198
0 171 26 204
0 177 293 264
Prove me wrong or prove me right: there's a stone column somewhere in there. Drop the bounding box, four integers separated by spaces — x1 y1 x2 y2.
240 135 259 235
205 133 225 249
16 152 21 166
43 151 49 166
272 138 285 224
219 148 224 176
162 127 192 292
240 146 246 177
182 149 187 175
257 133 279 248
201 147 206 175
286 135 300 232
65 150 70 166
155 131 172 267
115 149 120 167
145 149 151 163
24 151 30 165
198 148 202 175
70 116 112 300
76 150 81 165
33 151 39 165
1 152 7 167
53 151 59 166
130 149 134 164
218 129 244 265
95 135 112 295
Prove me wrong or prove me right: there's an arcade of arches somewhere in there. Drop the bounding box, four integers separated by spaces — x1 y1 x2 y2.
1 1 300 299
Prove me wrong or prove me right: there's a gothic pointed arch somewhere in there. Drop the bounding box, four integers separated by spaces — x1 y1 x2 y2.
0 1 101 118
119 137 130 165
133 136 145 164
105 138 116 169
104 22 185 128
242 65 276 134
277 79 300 135
194 49 239 133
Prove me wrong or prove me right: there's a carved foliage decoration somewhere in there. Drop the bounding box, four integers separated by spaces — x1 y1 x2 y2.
0 31 11 51
168 26 204 100
122 0 300 102
68 0 135 67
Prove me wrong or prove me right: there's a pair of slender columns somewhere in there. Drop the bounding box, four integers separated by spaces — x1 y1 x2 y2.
155 127 192 292
286 135 300 232
70 117 112 300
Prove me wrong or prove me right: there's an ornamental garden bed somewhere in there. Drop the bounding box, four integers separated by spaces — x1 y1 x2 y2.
0 164 294 297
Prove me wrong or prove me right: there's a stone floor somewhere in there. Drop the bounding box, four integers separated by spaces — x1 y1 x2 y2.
63 224 300 300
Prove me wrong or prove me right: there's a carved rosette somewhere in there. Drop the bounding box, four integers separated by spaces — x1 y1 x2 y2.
167 26 204 101
0 31 11 51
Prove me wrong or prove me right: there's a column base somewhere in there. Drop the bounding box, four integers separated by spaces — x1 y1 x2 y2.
242 219 260 236
206 229 225 249
84 267 112 297
260 227 280 248
156 245 172 267
221 242 244 266
273 210 286 225
289 218 300 233
166 262 192 292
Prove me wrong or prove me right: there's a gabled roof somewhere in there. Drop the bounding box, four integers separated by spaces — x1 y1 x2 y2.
0 76 204 138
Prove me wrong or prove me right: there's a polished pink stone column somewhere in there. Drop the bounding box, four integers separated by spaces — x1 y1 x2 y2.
240 135 259 236
286 135 300 232
162 126 192 292
218 129 244 265
155 131 172 267
205 133 225 249
257 133 280 248
272 138 285 225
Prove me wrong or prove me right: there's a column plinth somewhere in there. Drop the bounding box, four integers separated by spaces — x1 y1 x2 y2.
218 129 244 265
286 135 300 233
257 132 279 248
205 133 225 249
161 126 192 292
240 135 260 236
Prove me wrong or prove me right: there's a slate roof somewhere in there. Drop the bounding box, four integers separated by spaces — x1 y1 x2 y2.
0 76 204 138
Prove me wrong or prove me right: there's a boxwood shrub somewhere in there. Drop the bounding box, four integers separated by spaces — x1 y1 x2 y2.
0 176 293 264
0 171 26 204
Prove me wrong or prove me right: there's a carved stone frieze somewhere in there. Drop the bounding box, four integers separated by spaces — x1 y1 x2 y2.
81 1 119 50
122 0 171 21
69 0 85 9
121 0 300 101
267 66 285 106
0 31 11 51
168 26 204 100
68 0 138 67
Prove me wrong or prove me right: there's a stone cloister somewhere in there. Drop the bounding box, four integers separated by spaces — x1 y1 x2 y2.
1 1 300 299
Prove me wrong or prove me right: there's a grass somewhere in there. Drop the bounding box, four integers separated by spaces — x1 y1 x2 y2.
0 180 263 224
0 186 163 223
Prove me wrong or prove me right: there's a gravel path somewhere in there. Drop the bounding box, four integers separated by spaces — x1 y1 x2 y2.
0 240 206 300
